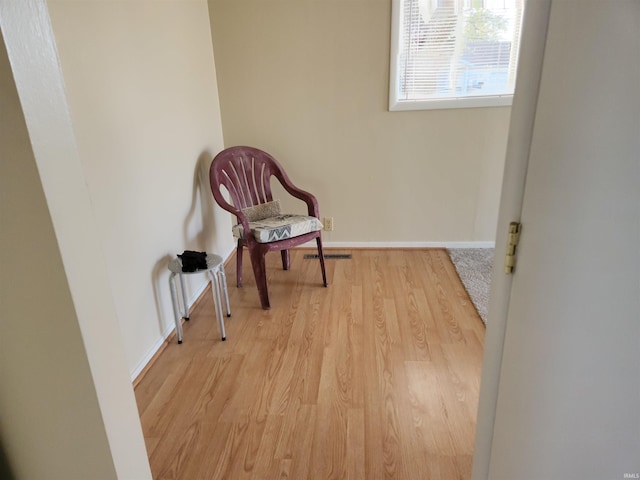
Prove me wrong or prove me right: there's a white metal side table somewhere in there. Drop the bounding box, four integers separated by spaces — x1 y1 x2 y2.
168 253 230 343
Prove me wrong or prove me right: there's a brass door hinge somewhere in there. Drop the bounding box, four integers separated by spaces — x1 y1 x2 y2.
504 222 522 274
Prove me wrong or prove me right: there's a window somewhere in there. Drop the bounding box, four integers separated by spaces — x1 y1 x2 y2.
390 0 525 111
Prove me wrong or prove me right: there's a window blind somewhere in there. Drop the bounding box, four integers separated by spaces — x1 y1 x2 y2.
393 0 524 108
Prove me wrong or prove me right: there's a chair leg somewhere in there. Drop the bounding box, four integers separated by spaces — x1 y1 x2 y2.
236 241 243 287
316 237 328 287
281 250 290 270
249 248 271 309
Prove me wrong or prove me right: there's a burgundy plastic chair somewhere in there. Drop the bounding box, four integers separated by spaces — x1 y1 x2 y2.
209 146 328 309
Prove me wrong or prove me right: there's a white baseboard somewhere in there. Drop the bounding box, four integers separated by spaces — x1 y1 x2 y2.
439 241 495 249
131 324 175 381
297 241 495 249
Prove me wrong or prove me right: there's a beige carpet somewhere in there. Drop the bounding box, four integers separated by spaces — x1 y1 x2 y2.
447 248 494 324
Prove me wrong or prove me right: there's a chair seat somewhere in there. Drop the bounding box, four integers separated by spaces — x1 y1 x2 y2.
233 215 323 243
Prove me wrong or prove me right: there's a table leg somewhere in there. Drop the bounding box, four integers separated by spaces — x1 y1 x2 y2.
169 273 183 344
210 270 226 341
178 273 189 320
218 267 231 317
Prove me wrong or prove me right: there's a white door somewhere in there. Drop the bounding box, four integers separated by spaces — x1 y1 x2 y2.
479 1 640 479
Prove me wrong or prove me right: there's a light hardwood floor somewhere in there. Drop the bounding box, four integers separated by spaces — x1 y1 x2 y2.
134 248 486 480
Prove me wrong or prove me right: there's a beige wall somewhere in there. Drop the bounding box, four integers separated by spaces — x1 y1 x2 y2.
207 0 510 244
0 29 118 480
47 0 233 376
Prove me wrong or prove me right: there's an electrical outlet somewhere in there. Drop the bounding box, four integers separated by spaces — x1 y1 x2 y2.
323 217 334 231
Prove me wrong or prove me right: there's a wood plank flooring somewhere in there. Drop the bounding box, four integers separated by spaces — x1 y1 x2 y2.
134 249 486 479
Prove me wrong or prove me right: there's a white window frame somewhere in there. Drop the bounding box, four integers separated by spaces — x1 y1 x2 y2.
389 0 522 111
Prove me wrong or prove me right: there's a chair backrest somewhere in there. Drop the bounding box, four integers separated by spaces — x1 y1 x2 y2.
210 146 285 212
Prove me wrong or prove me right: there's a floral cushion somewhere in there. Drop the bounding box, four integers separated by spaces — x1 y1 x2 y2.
233 215 323 243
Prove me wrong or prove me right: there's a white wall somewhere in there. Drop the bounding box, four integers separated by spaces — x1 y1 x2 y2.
207 0 510 245
0 28 118 480
47 0 233 377
475 1 640 478
0 2 150 477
